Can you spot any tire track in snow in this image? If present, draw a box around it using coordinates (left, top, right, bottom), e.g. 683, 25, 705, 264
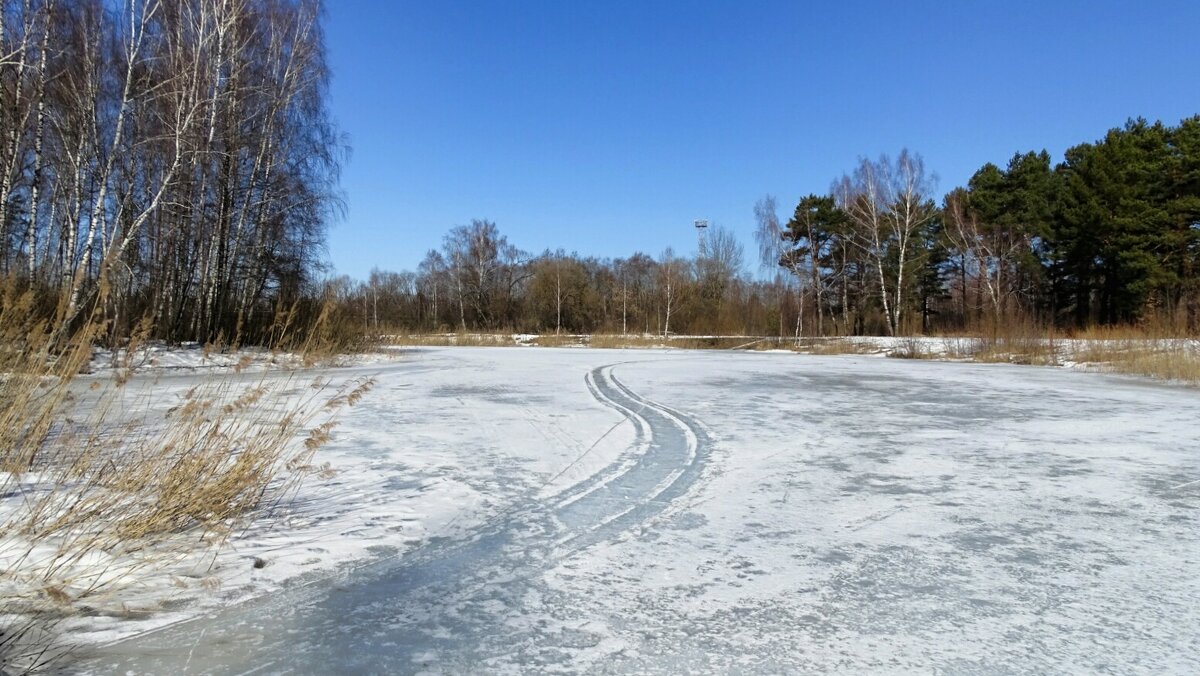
72, 363, 711, 674
550, 366, 707, 554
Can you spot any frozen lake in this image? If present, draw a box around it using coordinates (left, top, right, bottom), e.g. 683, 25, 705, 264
69, 348, 1200, 673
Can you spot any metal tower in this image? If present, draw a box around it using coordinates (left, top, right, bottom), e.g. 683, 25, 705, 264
694, 219, 708, 258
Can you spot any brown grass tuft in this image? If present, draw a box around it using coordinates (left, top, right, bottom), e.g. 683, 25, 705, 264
794, 338, 882, 356
0, 280, 376, 670
1065, 338, 1200, 384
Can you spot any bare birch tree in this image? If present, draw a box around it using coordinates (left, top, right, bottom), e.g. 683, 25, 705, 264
833, 150, 937, 335
0, 0, 344, 343
753, 195, 792, 337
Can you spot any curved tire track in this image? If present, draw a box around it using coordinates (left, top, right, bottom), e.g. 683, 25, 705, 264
72, 363, 711, 674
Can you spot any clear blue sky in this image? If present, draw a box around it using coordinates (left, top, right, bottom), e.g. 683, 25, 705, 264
323, 0, 1200, 279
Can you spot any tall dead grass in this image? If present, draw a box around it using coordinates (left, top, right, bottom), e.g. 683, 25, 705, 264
792, 338, 883, 355
0, 281, 373, 672
389, 332, 524, 348
571, 334, 780, 350
386, 325, 1200, 385
389, 332, 806, 351
963, 321, 1200, 383
974, 335, 1061, 367
1062, 333, 1200, 384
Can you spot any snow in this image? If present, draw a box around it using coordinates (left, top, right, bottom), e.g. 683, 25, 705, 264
800, 334, 1200, 364
5, 348, 637, 652
543, 355, 1200, 672
86, 341, 400, 374
6, 347, 1199, 672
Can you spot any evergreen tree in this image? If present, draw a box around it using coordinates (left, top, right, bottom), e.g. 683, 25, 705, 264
782, 194, 847, 335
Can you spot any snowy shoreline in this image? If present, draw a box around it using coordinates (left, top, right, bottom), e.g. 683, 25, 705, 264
6, 345, 1200, 672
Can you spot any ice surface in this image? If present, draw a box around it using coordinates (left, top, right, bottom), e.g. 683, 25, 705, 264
45, 348, 1200, 673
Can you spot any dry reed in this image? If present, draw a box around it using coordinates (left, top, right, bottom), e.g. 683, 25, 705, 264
0, 281, 374, 672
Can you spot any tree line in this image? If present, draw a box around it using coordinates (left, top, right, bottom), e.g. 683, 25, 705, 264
770, 117, 1200, 335
0, 0, 340, 345
3, 1, 1194, 345
333, 218, 768, 337
1028, 118, 1198, 327
329, 211, 903, 338
342, 116, 1200, 337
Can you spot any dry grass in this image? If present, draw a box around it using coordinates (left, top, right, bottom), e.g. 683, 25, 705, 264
388, 332, 784, 351
386, 327, 1200, 385
389, 332, 523, 348
946, 322, 1200, 383
528, 334, 587, 348
589, 334, 778, 350
0, 282, 374, 671
587, 334, 667, 349
887, 337, 937, 360
793, 338, 883, 356
938, 336, 984, 360
973, 337, 1061, 365
1064, 337, 1200, 384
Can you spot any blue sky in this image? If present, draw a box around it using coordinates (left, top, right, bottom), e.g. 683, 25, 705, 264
323, 0, 1200, 279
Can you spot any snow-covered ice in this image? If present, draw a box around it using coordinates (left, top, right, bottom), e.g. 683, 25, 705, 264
47, 347, 1200, 673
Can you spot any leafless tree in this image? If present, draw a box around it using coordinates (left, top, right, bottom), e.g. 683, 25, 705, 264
417, 249, 447, 330
695, 223, 744, 329
833, 149, 937, 335
658, 247, 685, 336
943, 188, 1029, 327
754, 194, 791, 337
1, 0, 343, 344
